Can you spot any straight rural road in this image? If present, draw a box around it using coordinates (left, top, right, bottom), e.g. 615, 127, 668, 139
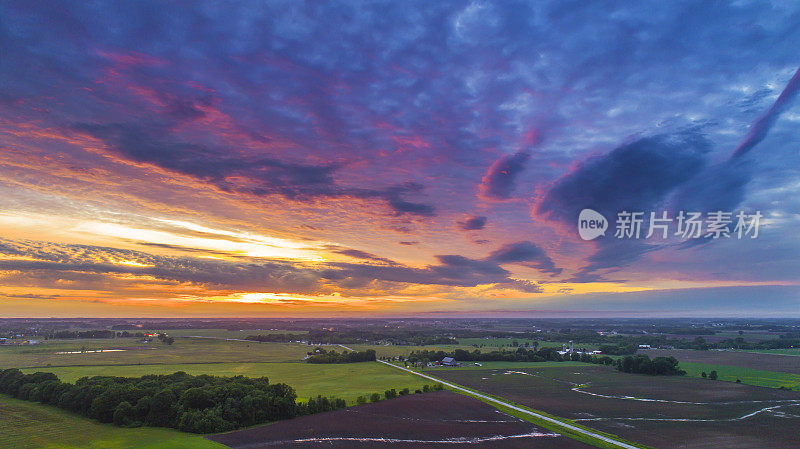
377, 360, 640, 449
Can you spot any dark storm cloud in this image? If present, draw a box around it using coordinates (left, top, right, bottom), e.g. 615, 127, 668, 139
488, 241, 562, 276
458, 215, 487, 231
537, 131, 711, 223
76, 123, 435, 216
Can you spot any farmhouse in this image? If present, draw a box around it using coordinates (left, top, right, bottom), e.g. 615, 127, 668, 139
441, 357, 459, 366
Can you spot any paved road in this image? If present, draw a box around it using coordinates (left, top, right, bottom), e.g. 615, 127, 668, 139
377, 360, 640, 449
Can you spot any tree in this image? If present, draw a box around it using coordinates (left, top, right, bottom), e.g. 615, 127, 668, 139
709, 370, 718, 380
113, 401, 138, 427
701, 371, 707, 378
369, 392, 381, 402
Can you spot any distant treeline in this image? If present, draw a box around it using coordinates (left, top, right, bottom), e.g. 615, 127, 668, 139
404, 348, 684, 376
50, 330, 117, 339
42, 330, 175, 341
405, 347, 615, 364
246, 331, 457, 346
306, 348, 376, 363
0, 370, 345, 433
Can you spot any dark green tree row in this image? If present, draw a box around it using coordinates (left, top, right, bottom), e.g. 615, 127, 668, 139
615, 355, 685, 375
0, 369, 343, 433
305, 348, 376, 363
404, 348, 684, 376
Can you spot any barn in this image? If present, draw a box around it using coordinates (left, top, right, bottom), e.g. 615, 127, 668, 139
441, 357, 459, 366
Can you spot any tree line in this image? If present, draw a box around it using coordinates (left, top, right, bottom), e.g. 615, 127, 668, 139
405, 347, 613, 364
0, 369, 340, 433
0, 368, 447, 433
305, 348, 376, 363
615, 355, 685, 375
404, 348, 684, 376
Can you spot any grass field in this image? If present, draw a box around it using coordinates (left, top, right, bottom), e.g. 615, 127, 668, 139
0, 338, 310, 368
0, 395, 225, 449
346, 340, 596, 360
455, 338, 598, 350
741, 348, 800, 356
681, 361, 800, 390
21, 361, 430, 404
640, 348, 800, 375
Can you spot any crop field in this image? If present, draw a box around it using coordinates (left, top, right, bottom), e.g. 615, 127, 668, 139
456, 338, 598, 350
209, 390, 595, 449
21, 361, 429, 404
0, 395, 224, 449
347, 340, 594, 359
640, 348, 800, 374
163, 329, 307, 338
681, 362, 800, 390
432, 364, 800, 449
345, 343, 467, 358
0, 337, 310, 368
742, 348, 800, 356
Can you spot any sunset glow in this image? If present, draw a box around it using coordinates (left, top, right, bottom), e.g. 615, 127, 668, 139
1, 2, 799, 317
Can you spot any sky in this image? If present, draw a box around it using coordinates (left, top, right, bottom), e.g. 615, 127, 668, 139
1, 1, 799, 317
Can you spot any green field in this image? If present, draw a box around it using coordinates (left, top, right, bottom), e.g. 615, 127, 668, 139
0, 338, 310, 368
740, 348, 800, 356
21, 361, 430, 403
454, 338, 598, 350
0, 395, 225, 449
681, 361, 800, 390
347, 340, 596, 360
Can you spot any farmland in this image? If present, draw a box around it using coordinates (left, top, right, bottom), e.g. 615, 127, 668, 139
20, 361, 430, 404
0, 394, 224, 449
432, 363, 800, 449
209, 390, 595, 449
680, 362, 800, 390
640, 348, 800, 375
0, 337, 310, 368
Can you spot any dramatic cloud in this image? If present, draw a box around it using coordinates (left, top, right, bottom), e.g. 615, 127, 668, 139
479, 151, 531, 200
488, 241, 562, 276
77, 123, 436, 216
731, 66, 800, 159
536, 131, 710, 223
1, 1, 799, 314
458, 215, 487, 231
